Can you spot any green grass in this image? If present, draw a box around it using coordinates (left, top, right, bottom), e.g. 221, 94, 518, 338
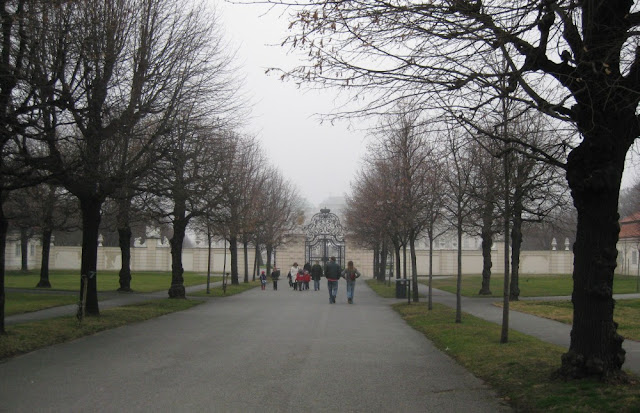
393, 302, 640, 412
189, 280, 261, 297
425, 274, 640, 297
5, 270, 219, 293
506, 299, 640, 342
0, 299, 203, 360
5, 292, 78, 316
365, 279, 398, 298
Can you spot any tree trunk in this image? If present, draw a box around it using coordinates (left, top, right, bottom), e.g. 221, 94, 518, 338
394, 243, 401, 280
479, 205, 494, 295
253, 243, 259, 281
558, 112, 631, 380
428, 232, 434, 310
117, 226, 132, 291
168, 215, 187, 298
0, 200, 8, 334
36, 228, 52, 288
117, 195, 133, 292
168, 199, 188, 298
456, 216, 463, 323
266, 244, 273, 275
373, 244, 379, 281
37, 185, 55, 288
380, 241, 388, 282
20, 226, 28, 272
230, 234, 239, 285
402, 243, 407, 280
509, 200, 523, 301
243, 240, 249, 283
79, 196, 102, 316
410, 236, 419, 302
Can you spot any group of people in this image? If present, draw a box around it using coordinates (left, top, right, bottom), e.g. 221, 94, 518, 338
286, 261, 324, 291
259, 257, 362, 303
259, 267, 281, 290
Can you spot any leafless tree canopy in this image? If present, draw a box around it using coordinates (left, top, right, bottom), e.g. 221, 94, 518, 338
259, 0, 638, 379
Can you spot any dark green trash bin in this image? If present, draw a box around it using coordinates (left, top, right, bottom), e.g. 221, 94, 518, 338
395, 279, 407, 299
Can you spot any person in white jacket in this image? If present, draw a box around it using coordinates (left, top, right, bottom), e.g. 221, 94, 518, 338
289, 262, 300, 290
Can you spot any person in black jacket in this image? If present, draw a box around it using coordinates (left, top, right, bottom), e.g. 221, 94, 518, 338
310, 261, 323, 291
324, 256, 341, 304
270, 267, 280, 290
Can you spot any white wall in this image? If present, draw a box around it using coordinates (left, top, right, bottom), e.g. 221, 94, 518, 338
6, 236, 577, 276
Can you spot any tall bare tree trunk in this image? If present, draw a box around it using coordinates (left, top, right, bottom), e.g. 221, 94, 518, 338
428, 232, 434, 310
479, 202, 494, 295
230, 234, 239, 285
117, 194, 133, 292
0, 199, 8, 334
36, 229, 53, 288
559, 112, 630, 379
79, 196, 102, 316
243, 240, 249, 283
379, 241, 388, 283
509, 199, 523, 301
266, 244, 273, 276
410, 235, 419, 302
168, 201, 187, 299
20, 227, 28, 272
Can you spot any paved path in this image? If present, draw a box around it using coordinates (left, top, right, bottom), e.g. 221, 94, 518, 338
0, 281, 509, 412
417, 283, 640, 376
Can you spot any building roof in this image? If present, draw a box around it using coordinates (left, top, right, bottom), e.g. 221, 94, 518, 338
620, 212, 640, 239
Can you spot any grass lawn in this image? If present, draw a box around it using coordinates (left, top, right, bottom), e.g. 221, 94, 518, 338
5, 270, 220, 292
506, 299, 640, 342
189, 280, 261, 297
393, 302, 640, 412
5, 292, 78, 316
0, 299, 203, 360
365, 279, 398, 298
425, 274, 640, 297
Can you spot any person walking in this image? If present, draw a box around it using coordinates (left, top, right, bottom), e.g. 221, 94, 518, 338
259, 270, 267, 290
303, 270, 311, 290
311, 261, 323, 291
290, 262, 300, 290
270, 267, 280, 290
324, 256, 342, 304
295, 269, 304, 292
342, 261, 361, 304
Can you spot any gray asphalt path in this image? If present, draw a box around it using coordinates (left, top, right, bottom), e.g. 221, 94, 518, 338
0, 281, 510, 412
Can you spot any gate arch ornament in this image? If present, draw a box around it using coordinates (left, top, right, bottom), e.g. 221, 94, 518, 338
304, 208, 346, 268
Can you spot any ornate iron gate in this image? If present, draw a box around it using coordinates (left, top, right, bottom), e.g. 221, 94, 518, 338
304, 208, 346, 268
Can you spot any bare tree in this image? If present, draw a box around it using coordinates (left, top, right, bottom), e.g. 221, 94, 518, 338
465, 139, 503, 296
264, 0, 637, 379
442, 132, 475, 323
373, 107, 444, 301
255, 167, 299, 275
0, 1, 49, 333
21, 0, 242, 314
5, 184, 79, 286
345, 162, 395, 283
217, 135, 265, 285
143, 115, 235, 298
